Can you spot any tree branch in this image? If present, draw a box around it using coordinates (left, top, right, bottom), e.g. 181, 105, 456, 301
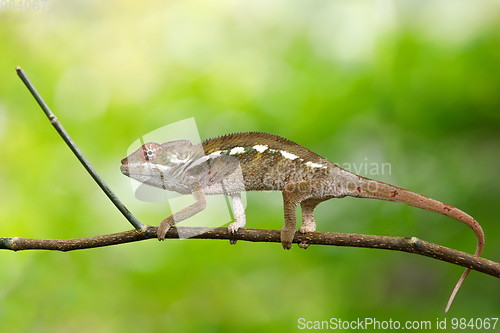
1, 226, 499, 279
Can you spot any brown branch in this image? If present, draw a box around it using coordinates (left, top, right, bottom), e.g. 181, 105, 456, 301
1, 226, 499, 279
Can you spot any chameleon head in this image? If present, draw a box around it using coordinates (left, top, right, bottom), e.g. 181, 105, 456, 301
120, 140, 204, 193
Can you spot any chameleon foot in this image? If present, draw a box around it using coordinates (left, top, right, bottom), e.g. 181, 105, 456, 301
158, 216, 174, 241
298, 242, 310, 249
297, 224, 314, 249
228, 218, 245, 245
228, 221, 244, 245
228, 218, 245, 234
281, 227, 295, 250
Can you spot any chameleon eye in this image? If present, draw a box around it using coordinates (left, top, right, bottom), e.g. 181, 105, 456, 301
140, 143, 161, 161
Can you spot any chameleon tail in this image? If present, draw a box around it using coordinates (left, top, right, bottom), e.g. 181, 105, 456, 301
348, 177, 484, 312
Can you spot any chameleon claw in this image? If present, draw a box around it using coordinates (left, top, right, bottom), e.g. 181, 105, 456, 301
228, 220, 245, 234
228, 224, 238, 234
230, 239, 237, 245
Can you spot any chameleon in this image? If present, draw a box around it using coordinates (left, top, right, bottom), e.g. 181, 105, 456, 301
120, 132, 484, 312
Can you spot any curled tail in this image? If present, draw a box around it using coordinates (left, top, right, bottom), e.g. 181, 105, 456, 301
347, 176, 484, 312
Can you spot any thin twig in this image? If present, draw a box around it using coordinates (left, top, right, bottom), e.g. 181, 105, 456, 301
0, 227, 499, 279
16, 66, 145, 231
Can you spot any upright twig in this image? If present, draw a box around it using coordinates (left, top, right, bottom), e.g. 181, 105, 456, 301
16, 66, 145, 231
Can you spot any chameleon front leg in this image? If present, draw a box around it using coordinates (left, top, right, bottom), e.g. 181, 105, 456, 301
228, 193, 246, 233
157, 179, 207, 241
227, 192, 246, 245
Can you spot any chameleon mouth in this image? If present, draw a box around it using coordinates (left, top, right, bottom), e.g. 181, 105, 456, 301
120, 158, 130, 176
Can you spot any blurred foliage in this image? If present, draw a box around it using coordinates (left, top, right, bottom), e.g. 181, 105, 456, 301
1, 0, 500, 332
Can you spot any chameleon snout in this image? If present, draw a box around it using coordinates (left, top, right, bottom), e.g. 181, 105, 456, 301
120, 158, 129, 176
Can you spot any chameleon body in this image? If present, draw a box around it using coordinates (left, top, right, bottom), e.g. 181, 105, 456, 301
120, 132, 484, 312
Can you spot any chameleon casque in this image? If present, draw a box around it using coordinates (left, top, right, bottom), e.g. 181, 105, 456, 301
120, 132, 484, 312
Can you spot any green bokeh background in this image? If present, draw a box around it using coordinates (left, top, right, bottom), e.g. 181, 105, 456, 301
1, 1, 500, 332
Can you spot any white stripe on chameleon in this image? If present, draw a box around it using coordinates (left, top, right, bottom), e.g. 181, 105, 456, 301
305, 161, 327, 169
229, 147, 245, 155
193, 156, 209, 164
280, 150, 299, 160
252, 144, 268, 153
208, 150, 223, 157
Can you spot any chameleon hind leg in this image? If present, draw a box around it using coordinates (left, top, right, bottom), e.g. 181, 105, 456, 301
281, 179, 330, 250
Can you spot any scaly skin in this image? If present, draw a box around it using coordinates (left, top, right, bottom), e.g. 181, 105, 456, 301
121, 132, 484, 312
